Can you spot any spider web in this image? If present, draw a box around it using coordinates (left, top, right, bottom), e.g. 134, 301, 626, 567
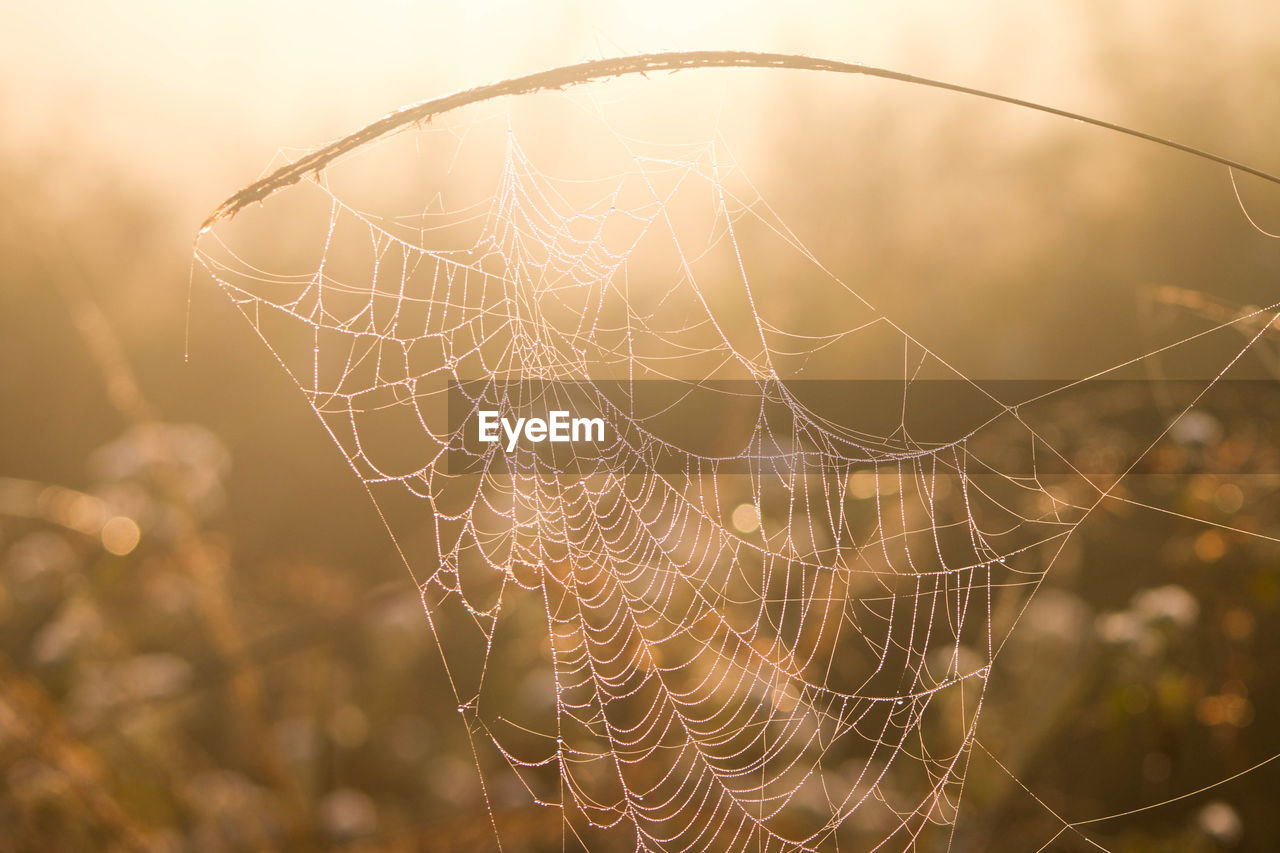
194, 66, 1278, 852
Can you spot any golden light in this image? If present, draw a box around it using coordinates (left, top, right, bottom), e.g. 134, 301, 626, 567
101, 516, 142, 556
731, 502, 760, 534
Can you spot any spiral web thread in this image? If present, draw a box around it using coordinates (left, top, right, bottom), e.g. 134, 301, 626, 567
195, 78, 1277, 851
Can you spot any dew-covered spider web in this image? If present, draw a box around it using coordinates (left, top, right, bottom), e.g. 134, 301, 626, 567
194, 55, 1280, 852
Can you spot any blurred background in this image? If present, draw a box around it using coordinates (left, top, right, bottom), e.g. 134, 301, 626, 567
2, 1, 1280, 850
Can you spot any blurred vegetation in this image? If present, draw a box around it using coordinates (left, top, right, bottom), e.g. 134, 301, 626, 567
3, 6, 1280, 851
